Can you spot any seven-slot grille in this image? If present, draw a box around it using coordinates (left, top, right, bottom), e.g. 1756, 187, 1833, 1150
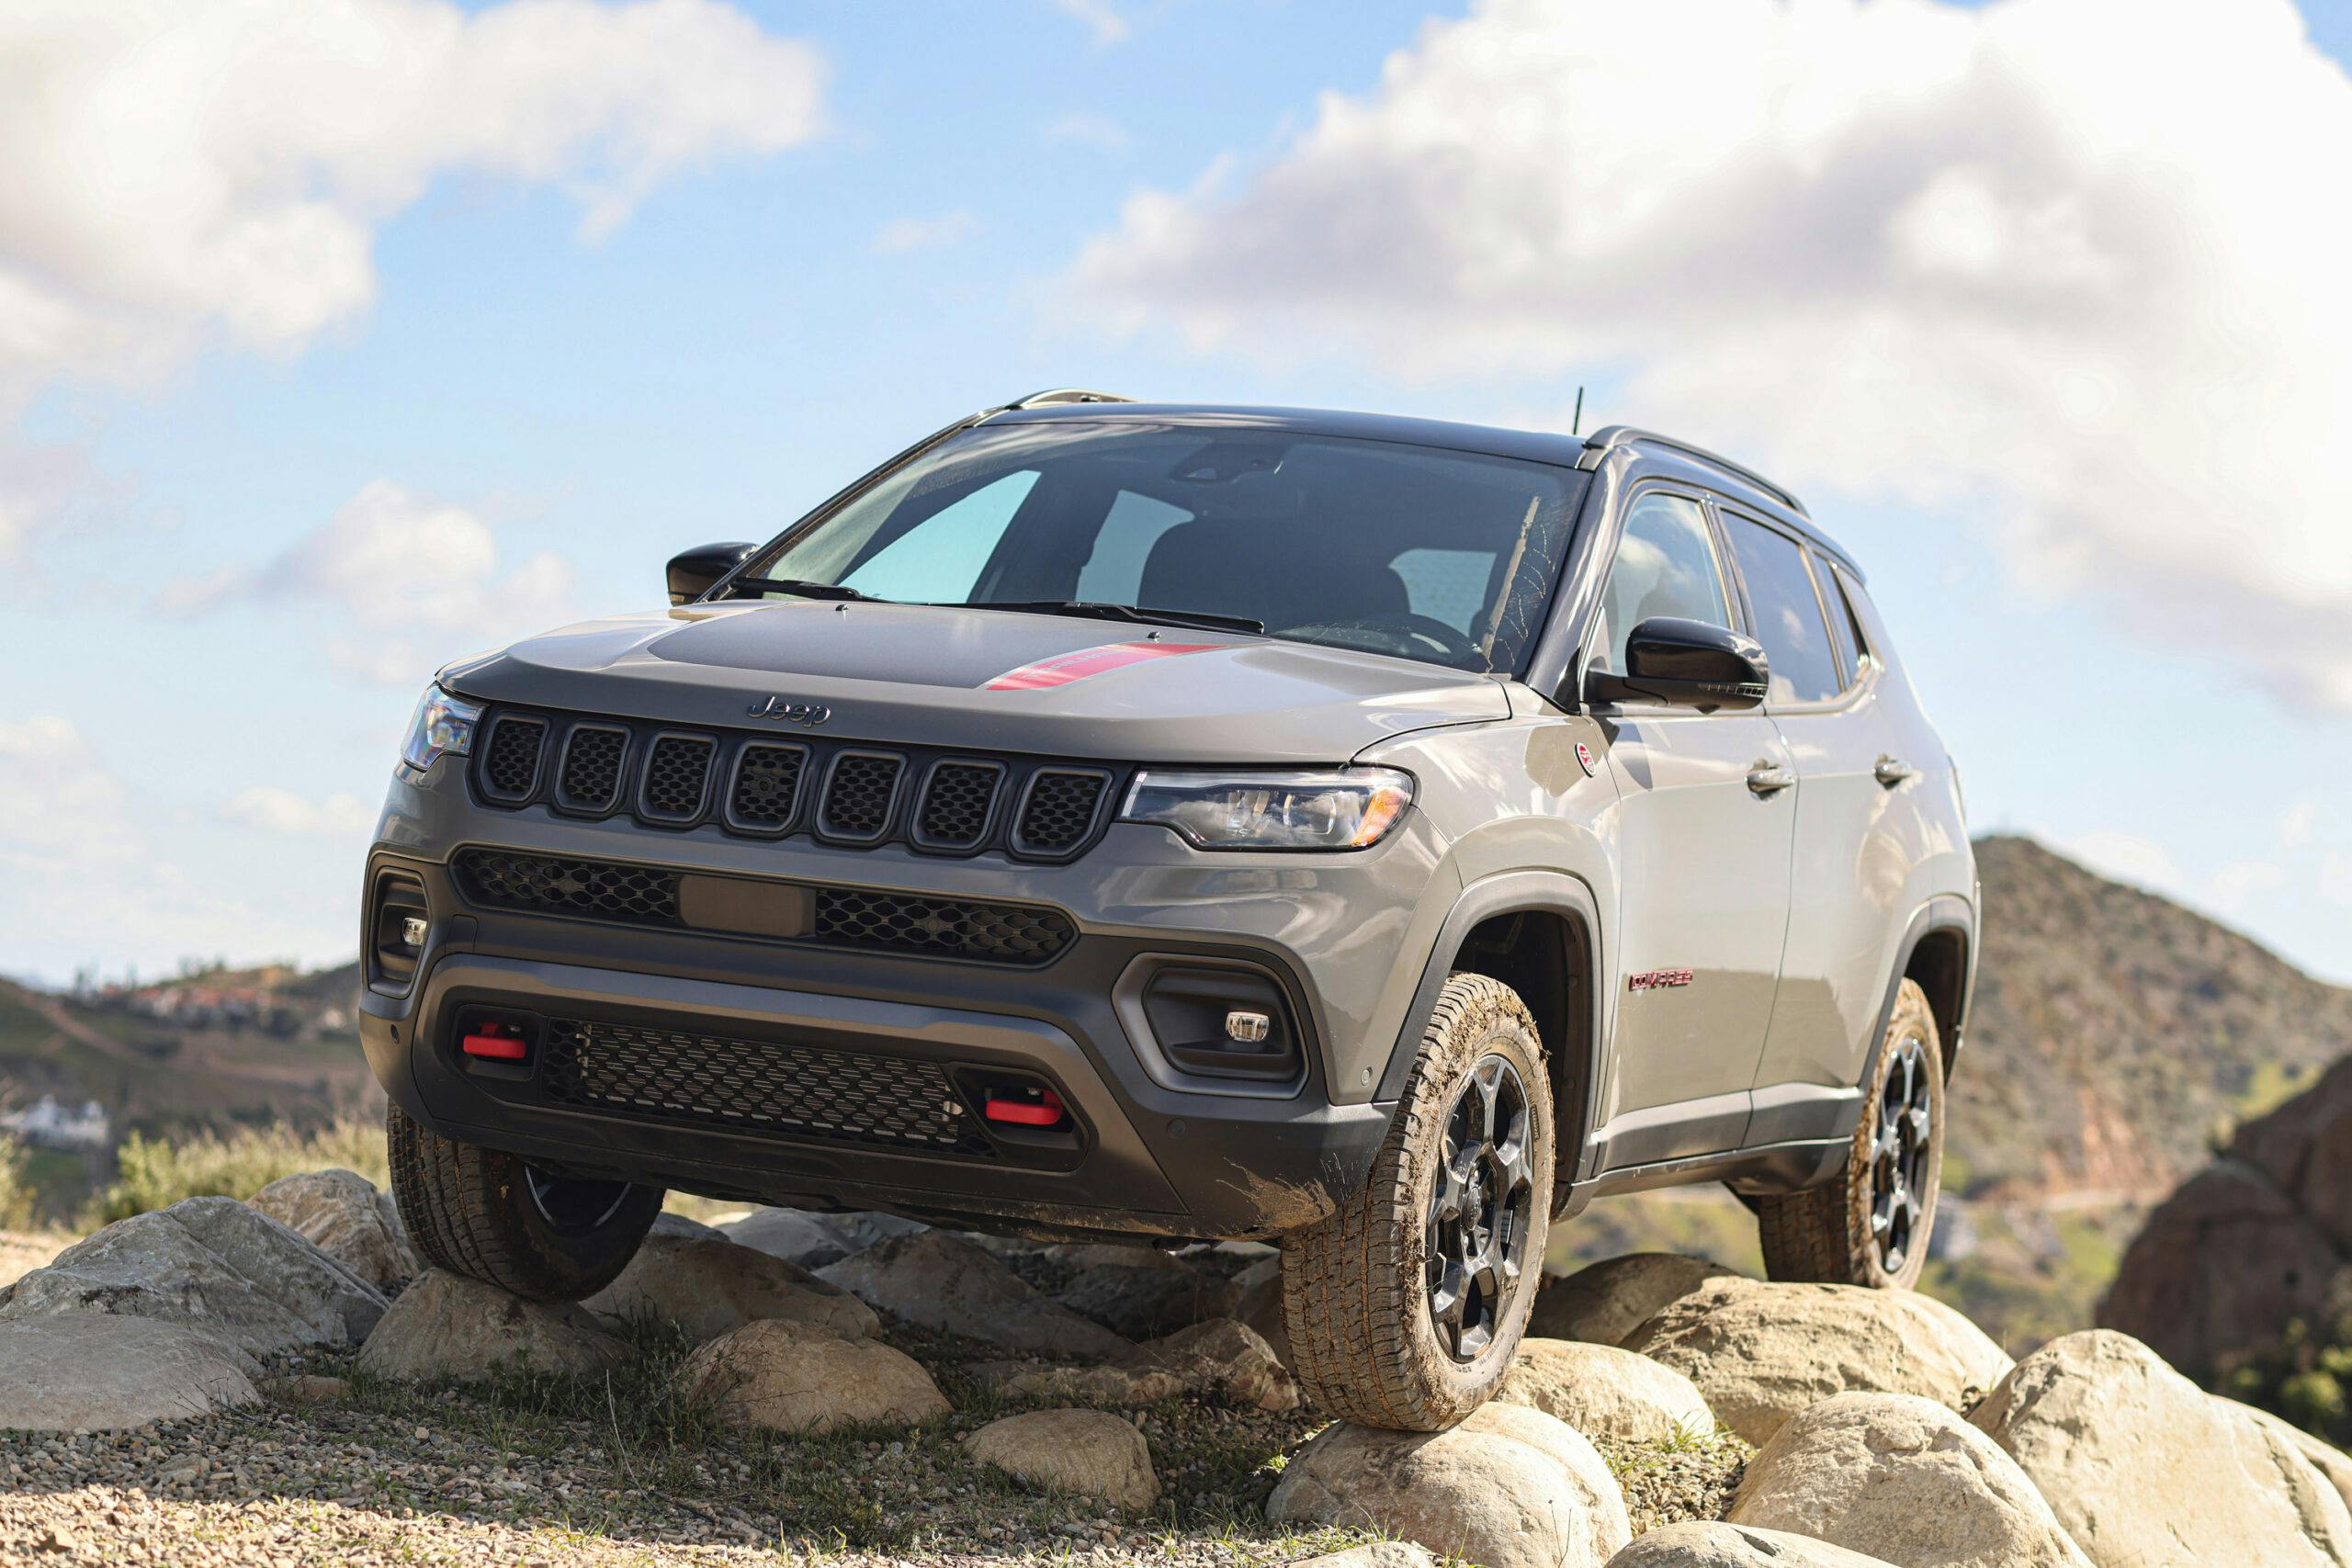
449, 848, 1075, 964
468, 706, 1120, 863
537, 1018, 995, 1156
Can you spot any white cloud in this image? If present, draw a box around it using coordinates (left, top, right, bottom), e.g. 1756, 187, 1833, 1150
1049, 0, 1129, 46
1044, 111, 1133, 152
2282, 799, 2319, 850
2207, 857, 2288, 916
1066, 0, 2352, 712
872, 210, 982, 256
0, 717, 139, 870
0, 0, 826, 564
160, 479, 577, 684
220, 786, 379, 840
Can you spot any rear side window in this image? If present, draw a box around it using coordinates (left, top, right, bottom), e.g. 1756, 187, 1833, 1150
1723, 514, 1842, 705
1589, 492, 1731, 677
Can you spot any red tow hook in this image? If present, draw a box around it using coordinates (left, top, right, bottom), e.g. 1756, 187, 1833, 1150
983, 1089, 1065, 1127
461, 1024, 528, 1062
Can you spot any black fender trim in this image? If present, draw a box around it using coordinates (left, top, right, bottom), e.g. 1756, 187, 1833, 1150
1374, 869, 1607, 1209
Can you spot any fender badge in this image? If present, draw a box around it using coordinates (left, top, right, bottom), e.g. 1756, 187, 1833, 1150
1628, 968, 1694, 992
1575, 741, 1599, 776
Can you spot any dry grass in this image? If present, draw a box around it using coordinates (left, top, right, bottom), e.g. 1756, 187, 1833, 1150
83, 1113, 388, 1227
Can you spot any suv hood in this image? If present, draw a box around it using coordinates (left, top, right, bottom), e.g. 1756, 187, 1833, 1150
440, 602, 1510, 764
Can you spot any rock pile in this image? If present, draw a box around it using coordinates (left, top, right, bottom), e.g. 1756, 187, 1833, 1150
6, 1173, 2350, 1568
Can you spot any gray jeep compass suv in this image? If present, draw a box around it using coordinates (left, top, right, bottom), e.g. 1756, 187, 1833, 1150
362, 390, 1976, 1430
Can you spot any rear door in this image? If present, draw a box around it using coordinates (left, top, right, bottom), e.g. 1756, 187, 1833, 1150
1583, 488, 1796, 1170
1713, 508, 1912, 1145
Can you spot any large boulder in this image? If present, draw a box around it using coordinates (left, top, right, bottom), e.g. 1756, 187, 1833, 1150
1130, 1318, 1298, 1411
1532, 1255, 1737, 1346
1728, 1392, 2091, 1567
1231, 1255, 1289, 1366
1269, 1402, 1632, 1568
817, 1231, 1129, 1359
962, 1408, 1159, 1510
1495, 1337, 1714, 1444
582, 1232, 877, 1342
1970, 1329, 2352, 1567
1605, 1522, 1898, 1566
1287, 1547, 1436, 1568
2245, 1405, 2352, 1519
1625, 1277, 2012, 1445
1054, 1258, 1241, 1340
0, 1316, 257, 1433
0, 1197, 385, 1359
2100, 1159, 2350, 1383
356, 1269, 626, 1382
244, 1169, 420, 1293
679, 1318, 950, 1434
717, 1208, 859, 1269
964, 1359, 1187, 1407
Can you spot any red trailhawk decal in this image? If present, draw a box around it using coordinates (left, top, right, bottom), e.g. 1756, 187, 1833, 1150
1627, 968, 1695, 992
984, 640, 1222, 691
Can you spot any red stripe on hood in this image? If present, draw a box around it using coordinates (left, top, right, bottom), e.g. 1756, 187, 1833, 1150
984, 640, 1223, 691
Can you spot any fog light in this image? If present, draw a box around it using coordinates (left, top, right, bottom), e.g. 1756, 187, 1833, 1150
1225, 1010, 1271, 1043
400, 916, 429, 949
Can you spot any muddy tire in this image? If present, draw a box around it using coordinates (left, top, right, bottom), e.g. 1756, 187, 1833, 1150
1756, 977, 1945, 1289
387, 1103, 662, 1303
1283, 972, 1554, 1430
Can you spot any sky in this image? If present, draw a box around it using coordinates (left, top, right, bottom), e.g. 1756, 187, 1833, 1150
3, 0, 2350, 987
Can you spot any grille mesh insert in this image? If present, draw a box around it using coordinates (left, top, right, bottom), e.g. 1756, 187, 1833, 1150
640, 735, 715, 821
814, 886, 1072, 963
1017, 771, 1107, 852
455, 850, 680, 926
538, 1018, 992, 1156
729, 744, 806, 830
451, 849, 1073, 964
557, 726, 628, 810
916, 762, 1000, 849
481, 718, 546, 801
820, 754, 902, 839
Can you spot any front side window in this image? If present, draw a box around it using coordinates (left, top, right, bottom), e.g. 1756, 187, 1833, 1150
740, 422, 1586, 673
1723, 513, 1842, 705
1587, 492, 1732, 678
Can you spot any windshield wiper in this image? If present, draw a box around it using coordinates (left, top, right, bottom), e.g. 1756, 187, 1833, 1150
956, 600, 1265, 636
730, 577, 890, 604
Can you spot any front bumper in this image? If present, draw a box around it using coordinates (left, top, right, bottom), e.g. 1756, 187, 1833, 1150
359, 758, 1447, 1240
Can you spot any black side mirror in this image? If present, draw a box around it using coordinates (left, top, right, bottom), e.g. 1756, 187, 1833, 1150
667, 542, 756, 606
1586, 616, 1769, 711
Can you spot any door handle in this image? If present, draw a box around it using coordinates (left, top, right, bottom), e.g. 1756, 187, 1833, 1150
1873, 755, 1918, 788
1747, 762, 1795, 796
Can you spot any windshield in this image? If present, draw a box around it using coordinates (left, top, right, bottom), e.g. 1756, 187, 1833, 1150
729, 421, 1585, 674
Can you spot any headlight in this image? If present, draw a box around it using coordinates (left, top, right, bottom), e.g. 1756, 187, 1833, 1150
399, 684, 481, 773
1120, 767, 1415, 851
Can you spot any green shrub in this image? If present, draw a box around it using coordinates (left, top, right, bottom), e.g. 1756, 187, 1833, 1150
0, 1134, 36, 1231
84, 1114, 388, 1227
2224, 1313, 2352, 1447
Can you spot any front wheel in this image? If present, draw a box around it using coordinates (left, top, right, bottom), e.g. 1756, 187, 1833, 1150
1755, 976, 1945, 1289
387, 1103, 662, 1303
1283, 973, 1555, 1430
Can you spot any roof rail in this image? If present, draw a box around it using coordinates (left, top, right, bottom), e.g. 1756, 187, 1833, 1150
1005, 388, 1136, 409
1573, 424, 1806, 516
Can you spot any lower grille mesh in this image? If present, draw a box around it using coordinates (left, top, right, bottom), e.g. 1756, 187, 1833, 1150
450, 849, 1074, 964
538, 1018, 992, 1156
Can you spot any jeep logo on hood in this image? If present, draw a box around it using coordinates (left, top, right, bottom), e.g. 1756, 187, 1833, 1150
748, 696, 831, 726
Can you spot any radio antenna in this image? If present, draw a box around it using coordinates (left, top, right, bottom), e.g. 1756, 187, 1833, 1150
1571, 386, 1585, 435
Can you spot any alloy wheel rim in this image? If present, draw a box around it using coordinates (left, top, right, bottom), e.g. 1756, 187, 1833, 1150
1425, 1054, 1536, 1363
525, 1166, 632, 1235
1869, 1033, 1934, 1274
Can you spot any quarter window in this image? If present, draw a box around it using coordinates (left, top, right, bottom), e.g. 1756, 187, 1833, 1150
1723, 514, 1842, 705
1589, 493, 1731, 677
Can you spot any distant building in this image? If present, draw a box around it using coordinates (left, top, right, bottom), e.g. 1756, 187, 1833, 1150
1, 1095, 112, 1151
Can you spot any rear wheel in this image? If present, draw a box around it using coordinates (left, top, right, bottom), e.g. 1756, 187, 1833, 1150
1756, 977, 1944, 1289
387, 1103, 662, 1303
1283, 973, 1554, 1430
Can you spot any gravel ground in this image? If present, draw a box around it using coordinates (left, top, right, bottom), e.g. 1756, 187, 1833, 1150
0, 1315, 1372, 1567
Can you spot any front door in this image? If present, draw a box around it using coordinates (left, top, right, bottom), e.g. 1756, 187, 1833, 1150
1582, 489, 1796, 1170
